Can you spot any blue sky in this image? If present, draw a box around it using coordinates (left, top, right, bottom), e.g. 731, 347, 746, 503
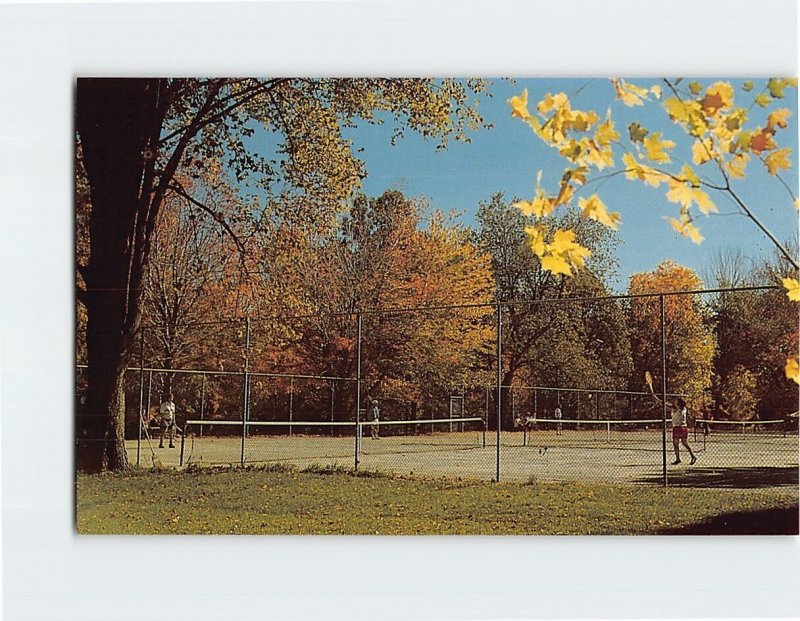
342, 78, 798, 290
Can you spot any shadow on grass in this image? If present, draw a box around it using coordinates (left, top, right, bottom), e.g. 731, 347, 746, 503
655, 505, 799, 535
634, 466, 799, 489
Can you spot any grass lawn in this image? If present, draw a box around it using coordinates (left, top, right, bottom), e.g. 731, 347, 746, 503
76, 465, 799, 535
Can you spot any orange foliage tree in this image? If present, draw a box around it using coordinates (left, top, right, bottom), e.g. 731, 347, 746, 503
627, 261, 715, 408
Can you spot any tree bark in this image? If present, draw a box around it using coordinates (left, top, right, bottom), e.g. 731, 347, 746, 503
76, 78, 164, 472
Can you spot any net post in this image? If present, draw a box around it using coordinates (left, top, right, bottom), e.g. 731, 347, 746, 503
606, 421, 610, 444
179, 422, 187, 466
660, 294, 668, 488
354, 312, 362, 471
495, 303, 503, 483
137, 328, 145, 467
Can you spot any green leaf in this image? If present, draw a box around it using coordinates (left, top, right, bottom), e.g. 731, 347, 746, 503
742, 80, 754, 92
688, 82, 703, 95
628, 122, 649, 144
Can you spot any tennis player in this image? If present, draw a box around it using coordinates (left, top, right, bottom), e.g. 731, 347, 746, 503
158, 393, 177, 448
369, 398, 380, 439
554, 404, 563, 435
669, 397, 696, 465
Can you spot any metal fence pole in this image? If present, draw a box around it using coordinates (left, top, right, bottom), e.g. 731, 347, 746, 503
330, 380, 335, 436
660, 295, 668, 488
355, 312, 362, 471
241, 317, 250, 467
199, 375, 206, 439
289, 378, 294, 437
136, 328, 145, 467
146, 370, 153, 435
495, 303, 503, 482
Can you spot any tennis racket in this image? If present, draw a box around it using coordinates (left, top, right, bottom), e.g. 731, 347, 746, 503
644, 371, 662, 404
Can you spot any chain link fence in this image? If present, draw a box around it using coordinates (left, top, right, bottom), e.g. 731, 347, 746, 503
76, 286, 799, 489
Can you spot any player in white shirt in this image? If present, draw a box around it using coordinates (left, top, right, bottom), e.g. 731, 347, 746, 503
158, 393, 177, 448
669, 397, 696, 465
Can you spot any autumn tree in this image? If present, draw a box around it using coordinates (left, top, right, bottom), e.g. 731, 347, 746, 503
76, 78, 489, 472
706, 247, 799, 420
476, 194, 631, 428
291, 190, 494, 420
627, 261, 715, 406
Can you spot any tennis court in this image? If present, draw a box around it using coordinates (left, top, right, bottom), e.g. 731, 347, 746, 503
127, 416, 799, 487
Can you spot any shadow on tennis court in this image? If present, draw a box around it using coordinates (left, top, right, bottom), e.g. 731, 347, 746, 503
634, 466, 799, 489
654, 505, 799, 535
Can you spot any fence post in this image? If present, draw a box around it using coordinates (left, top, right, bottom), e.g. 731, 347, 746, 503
660, 295, 668, 487
355, 312, 362, 471
289, 378, 294, 437
241, 316, 250, 467
330, 380, 335, 436
199, 375, 205, 439
137, 328, 145, 467
495, 303, 503, 482
146, 370, 153, 440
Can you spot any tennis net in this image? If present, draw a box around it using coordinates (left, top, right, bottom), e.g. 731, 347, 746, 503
178, 417, 487, 466
693, 418, 792, 443
507, 417, 666, 450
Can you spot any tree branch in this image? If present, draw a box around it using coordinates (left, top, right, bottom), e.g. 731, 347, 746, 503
167, 182, 247, 262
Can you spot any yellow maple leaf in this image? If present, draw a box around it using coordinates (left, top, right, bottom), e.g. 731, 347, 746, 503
540, 253, 572, 276
548, 229, 591, 269
562, 166, 589, 186
691, 187, 717, 215
764, 148, 792, 175
650, 85, 662, 99
515, 192, 554, 218
691, 139, 715, 165
668, 214, 704, 244
782, 277, 800, 301
538, 92, 569, 115
509, 89, 531, 119
767, 108, 791, 130
524, 224, 548, 257
594, 116, 619, 147
644, 132, 675, 163
579, 195, 621, 230
663, 98, 708, 136
786, 357, 800, 384
749, 130, 777, 153
700, 82, 734, 115
554, 182, 574, 206
567, 109, 600, 132
725, 153, 749, 179
622, 152, 665, 187
665, 179, 695, 208
680, 164, 701, 187
578, 140, 614, 170
611, 78, 649, 107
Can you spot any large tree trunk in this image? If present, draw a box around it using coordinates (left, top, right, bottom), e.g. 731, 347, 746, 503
76, 79, 163, 472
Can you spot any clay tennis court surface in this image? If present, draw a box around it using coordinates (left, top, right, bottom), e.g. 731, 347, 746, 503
128, 427, 799, 489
